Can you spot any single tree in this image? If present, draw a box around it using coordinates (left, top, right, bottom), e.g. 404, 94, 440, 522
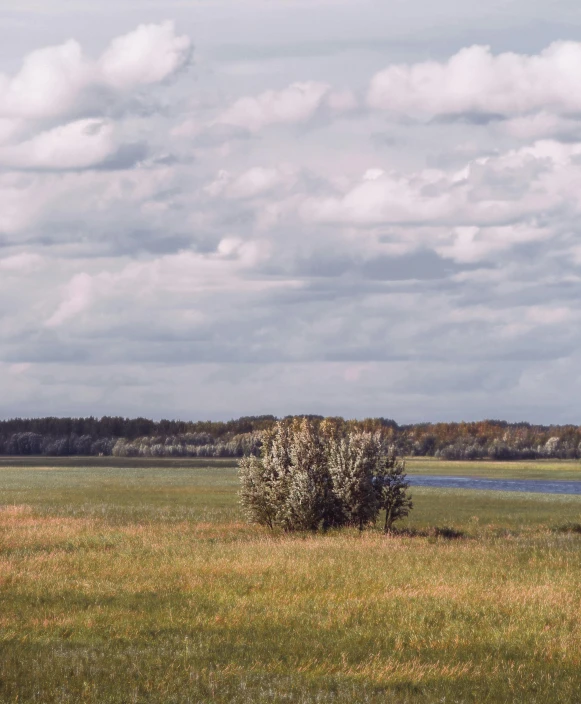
327, 431, 381, 530
239, 418, 332, 531
282, 418, 331, 531
238, 455, 277, 529
375, 450, 413, 533
238, 422, 293, 529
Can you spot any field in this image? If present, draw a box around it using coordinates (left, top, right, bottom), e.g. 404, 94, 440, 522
1, 460, 581, 703
407, 457, 581, 481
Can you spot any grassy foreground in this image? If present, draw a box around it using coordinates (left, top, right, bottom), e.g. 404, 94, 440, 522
1, 463, 581, 703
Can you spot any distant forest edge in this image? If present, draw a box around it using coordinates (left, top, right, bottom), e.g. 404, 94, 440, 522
1, 416, 581, 460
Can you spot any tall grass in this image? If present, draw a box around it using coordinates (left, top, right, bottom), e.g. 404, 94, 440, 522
1, 464, 581, 702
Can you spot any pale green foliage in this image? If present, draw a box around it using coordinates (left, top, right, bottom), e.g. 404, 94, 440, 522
375, 450, 413, 532
239, 419, 412, 532
282, 419, 331, 531
238, 455, 278, 529
327, 431, 381, 530
238, 419, 331, 531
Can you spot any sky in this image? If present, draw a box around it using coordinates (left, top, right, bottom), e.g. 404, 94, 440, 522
1, 0, 581, 424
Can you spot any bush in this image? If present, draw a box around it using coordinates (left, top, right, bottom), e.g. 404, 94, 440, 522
238, 419, 332, 532
327, 428, 381, 530
375, 451, 413, 533
238, 418, 412, 533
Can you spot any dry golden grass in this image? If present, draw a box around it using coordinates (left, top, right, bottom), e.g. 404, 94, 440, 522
1, 463, 581, 702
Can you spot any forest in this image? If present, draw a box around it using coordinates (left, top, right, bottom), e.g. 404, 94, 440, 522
0, 415, 580, 460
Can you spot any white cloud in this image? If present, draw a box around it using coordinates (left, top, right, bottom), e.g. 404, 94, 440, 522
436, 224, 551, 263
299, 138, 581, 236
496, 113, 581, 141
368, 42, 581, 119
0, 119, 117, 170
205, 165, 298, 199
0, 252, 44, 272
44, 243, 289, 328
0, 23, 190, 176
363, 168, 385, 181
228, 167, 286, 199
0, 118, 23, 145
326, 89, 358, 113
98, 20, 192, 89
0, 40, 89, 120
4, 7, 581, 422
300, 168, 453, 225
203, 169, 231, 197
0, 21, 191, 122
217, 81, 332, 132
0, 155, 179, 235
46, 272, 94, 327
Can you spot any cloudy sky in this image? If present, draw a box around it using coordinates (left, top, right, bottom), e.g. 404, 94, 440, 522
1, 0, 581, 423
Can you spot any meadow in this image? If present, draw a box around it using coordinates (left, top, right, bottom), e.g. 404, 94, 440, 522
1, 459, 581, 703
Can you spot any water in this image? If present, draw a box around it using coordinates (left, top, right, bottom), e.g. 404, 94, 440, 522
408, 475, 581, 495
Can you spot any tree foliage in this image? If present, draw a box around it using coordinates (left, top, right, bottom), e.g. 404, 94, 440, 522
238, 418, 412, 532
1, 415, 580, 460
375, 452, 413, 533
326, 426, 381, 530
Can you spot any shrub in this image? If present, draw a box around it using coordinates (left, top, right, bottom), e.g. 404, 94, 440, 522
327, 429, 381, 530
238, 418, 412, 532
374, 451, 413, 533
238, 455, 278, 529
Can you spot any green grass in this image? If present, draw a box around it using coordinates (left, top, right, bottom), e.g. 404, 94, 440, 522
1, 462, 581, 703
408, 457, 581, 480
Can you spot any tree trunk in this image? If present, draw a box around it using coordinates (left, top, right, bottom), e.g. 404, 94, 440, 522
384, 505, 393, 533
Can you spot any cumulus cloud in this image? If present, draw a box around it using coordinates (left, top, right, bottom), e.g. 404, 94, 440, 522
4, 8, 581, 422
0, 119, 118, 170
300, 168, 454, 225
0, 21, 191, 122
435, 224, 552, 263
0, 153, 180, 237
299, 138, 581, 237
216, 82, 355, 132
205, 165, 298, 199
99, 21, 192, 89
44, 241, 288, 328
368, 42, 581, 120
0, 40, 90, 121
229, 166, 295, 199
0, 22, 191, 179
495, 113, 581, 141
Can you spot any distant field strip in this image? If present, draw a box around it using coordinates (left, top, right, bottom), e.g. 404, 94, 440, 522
409, 474, 581, 494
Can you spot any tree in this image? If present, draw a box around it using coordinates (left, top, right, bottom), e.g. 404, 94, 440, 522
327, 430, 380, 530
238, 455, 278, 529
270, 418, 332, 532
239, 418, 333, 531
375, 450, 413, 533
239, 418, 413, 533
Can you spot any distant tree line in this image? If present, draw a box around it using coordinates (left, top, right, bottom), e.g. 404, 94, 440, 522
0, 415, 580, 460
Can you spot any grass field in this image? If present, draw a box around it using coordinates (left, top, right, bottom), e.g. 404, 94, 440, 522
407, 457, 581, 481
1, 461, 581, 703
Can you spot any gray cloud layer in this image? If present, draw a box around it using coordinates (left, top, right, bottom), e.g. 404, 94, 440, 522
1, 2, 581, 422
